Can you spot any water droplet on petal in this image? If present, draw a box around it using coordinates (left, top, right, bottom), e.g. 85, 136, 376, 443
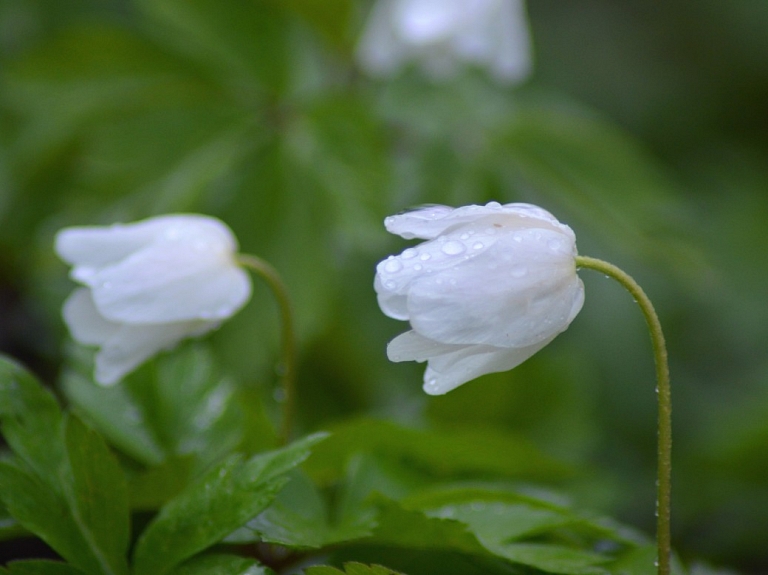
486, 201, 501, 208
460, 233, 470, 240
384, 258, 403, 273
414, 264, 423, 271
511, 265, 527, 278
441, 240, 466, 255
548, 239, 562, 252
401, 248, 417, 259
384, 280, 397, 289
420, 253, 431, 261
472, 242, 484, 250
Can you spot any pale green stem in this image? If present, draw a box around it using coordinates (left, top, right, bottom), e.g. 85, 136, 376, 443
575, 255, 671, 575
237, 254, 297, 445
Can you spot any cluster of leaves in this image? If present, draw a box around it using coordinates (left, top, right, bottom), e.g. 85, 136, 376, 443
0, 348, 678, 575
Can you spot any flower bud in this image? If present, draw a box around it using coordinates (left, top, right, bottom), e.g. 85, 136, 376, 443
356, 0, 533, 83
375, 201, 584, 394
56, 214, 251, 385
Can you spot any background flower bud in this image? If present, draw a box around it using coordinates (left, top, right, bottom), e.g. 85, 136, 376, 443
356, 0, 533, 83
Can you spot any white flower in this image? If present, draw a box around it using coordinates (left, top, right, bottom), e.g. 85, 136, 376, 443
56, 214, 251, 385
356, 0, 532, 83
375, 202, 584, 395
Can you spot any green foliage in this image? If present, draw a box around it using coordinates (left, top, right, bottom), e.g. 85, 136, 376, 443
0, 357, 326, 575
132, 433, 327, 575
305, 418, 571, 483
62, 343, 276, 469
169, 554, 274, 575
0, 358, 130, 575
2, 562, 88, 575
305, 564, 405, 575
1, 0, 767, 573
228, 469, 374, 548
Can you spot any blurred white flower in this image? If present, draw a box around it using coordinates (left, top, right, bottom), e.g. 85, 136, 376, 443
56, 214, 251, 385
375, 202, 584, 395
356, 0, 532, 83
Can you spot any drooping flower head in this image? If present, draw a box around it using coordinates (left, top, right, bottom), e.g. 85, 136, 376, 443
56, 214, 251, 385
356, 0, 533, 83
375, 202, 584, 394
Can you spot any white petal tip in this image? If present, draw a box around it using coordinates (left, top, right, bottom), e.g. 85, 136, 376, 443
422, 374, 460, 396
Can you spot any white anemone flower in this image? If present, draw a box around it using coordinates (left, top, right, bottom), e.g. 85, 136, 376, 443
356, 0, 533, 83
56, 214, 252, 385
375, 202, 584, 395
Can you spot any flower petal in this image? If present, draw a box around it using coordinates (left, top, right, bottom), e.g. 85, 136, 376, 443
356, 0, 407, 76
62, 287, 219, 385
407, 227, 584, 347
94, 319, 218, 385
84, 240, 251, 324
387, 329, 464, 362
62, 288, 121, 345
422, 336, 556, 395
384, 202, 570, 240
489, 0, 533, 83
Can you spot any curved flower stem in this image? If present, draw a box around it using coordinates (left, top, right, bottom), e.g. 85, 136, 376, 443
575, 255, 671, 575
237, 254, 297, 445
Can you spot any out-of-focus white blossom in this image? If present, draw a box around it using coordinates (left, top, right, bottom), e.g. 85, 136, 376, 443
356, 0, 532, 83
56, 214, 251, 385
375, 202, 583, 395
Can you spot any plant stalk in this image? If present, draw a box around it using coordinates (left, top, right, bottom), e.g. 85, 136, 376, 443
238, 254, 297, 445
576, 255, 671, 575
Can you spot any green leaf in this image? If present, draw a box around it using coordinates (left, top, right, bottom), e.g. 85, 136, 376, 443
403, 485, 645, 546
136, 0, 288, 93
0, 420, 131, 575
0, 357, 65, 485
132, 433, 328, 575
369, 498, 485, 554
6, 26, 206, 168
168, 554, 274, 575
357, 492, 626, 574
288, 96, 391, 248
62, 370, 165, 466
278, 0, 353, 47
0, 499, 28, 541
488, 543, 610, 575
5, 561, 87, 575
61, 416, 130, 575
305, 418, 570, 483
0, 461, 92, 573
0, 359, 131, 575
500, 101, 701, 275
424, 501, 572, 543
63, 344, 276, 469
609, 545, 687, 575
128, 457, 195, 510
230, 469, 373, 548
305, 564, 406, 575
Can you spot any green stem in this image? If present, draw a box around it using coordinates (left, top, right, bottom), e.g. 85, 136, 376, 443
575, 255, 671, 575
237, 254, 297, 445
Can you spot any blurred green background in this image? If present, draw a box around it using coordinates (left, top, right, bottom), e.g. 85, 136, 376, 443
0, 0, 766, 572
